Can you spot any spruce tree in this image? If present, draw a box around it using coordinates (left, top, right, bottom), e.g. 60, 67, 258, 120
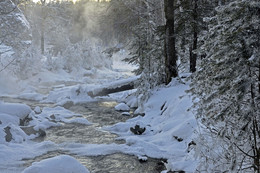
190, 0, 260, 172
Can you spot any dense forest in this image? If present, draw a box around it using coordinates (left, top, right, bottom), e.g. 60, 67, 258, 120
0, 0, 260, 172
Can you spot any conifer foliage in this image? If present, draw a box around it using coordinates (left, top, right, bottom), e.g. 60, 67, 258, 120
190, 1, 260, 172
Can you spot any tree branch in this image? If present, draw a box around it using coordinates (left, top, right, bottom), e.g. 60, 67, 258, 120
0, 57, 16, 73
0, 6, 17, 15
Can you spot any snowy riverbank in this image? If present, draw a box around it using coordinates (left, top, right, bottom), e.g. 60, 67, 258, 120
108, 78, 198, 172
0, 65, 198, 172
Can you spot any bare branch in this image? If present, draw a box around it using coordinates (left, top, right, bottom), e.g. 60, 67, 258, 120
0, 57, 16, 73
0, 49, 12, 55
0, 6, 17, 15
233, 142, 255, 159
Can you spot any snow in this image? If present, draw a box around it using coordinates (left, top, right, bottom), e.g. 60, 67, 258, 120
89, 75, 139, 96
115, 103, 130, 111
0, 44, 14, 57
0, 141, 59, 172
0, 45, 198, 173
34, 106, 41, 114
18, 92, 45, 101
29, 106, 90, 131
0, 102, 31, 143
0, 102, 31, 120
121, 112, 131, 116
22, 155, 89, 173
106, 78, 198, 172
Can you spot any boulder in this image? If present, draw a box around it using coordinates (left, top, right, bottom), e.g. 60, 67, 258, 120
115, 103, 130, 111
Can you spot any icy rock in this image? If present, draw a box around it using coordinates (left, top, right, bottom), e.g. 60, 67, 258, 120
130, 125, 146, 135
138, 156, 148, 163
22, 155, 90, 173
115, 103, 130, 111
20, 114, 33, 126
62, 101, 74, 109
21, 126, 46, 137
4, 126, 12, 142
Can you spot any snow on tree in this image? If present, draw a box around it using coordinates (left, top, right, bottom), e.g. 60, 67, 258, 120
0, 0, 35, 78
121, 0, 165, 112
190, 0, 260, 172
0, 0, 31, 52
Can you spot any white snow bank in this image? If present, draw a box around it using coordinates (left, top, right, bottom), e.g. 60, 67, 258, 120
22, 155, 89, 173
115, 103, 130, 111
0, 141, 59, 172
105, 78, 198, 172
43, 84, 93, 105
29, 106, 90, 131
62, 143, 151, 160
0, 102, 31, 119
0, 113, 20, 126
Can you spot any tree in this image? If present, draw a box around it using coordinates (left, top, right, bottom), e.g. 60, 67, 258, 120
0, 0, 32, 76
190, 0, 198, 73
40, 0, 46, 54
190, 0, 260, 172
164, 0, 178, 84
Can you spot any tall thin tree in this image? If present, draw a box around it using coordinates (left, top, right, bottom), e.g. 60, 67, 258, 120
164, 0, 178, 84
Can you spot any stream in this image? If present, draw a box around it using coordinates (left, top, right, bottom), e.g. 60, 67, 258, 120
0, 84, 166, 173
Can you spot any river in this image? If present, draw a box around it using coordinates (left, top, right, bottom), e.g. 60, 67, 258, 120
0, 84, 166, 173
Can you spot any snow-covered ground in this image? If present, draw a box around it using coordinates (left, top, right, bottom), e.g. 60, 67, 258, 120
0, 50, 198, 172
107, 78, 198, 172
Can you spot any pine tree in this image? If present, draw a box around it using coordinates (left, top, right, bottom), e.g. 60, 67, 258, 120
122, 0, 165, 112
190, 0, 260, 172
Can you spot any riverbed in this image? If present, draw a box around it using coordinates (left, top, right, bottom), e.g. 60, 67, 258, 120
0, 95, 166, 173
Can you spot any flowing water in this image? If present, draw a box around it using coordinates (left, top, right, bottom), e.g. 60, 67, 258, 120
0, 83, 166, 173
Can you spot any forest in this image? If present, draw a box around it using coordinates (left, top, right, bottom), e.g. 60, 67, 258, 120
0, 0, 260, 172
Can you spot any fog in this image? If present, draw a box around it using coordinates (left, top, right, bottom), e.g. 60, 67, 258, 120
1, 1, 110, 77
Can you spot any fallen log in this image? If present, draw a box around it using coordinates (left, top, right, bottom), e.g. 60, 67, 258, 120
87, 76, 139, 97
88, 83, 134, 97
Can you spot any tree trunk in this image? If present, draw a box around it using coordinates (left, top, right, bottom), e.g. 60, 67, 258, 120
190, 0, 198, 73
41, 24, 44, 55
164, 0, 178, 84
40, 0, 45, 55
259, 56, 260, 94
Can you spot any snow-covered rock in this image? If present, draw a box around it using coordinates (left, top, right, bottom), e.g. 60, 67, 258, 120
124, 95, 138, 108
0, 102, 32, 143
115, 103, 130, 111
34, 106, 41, 114
0, 102, 31, 120
22, 155, 89, 173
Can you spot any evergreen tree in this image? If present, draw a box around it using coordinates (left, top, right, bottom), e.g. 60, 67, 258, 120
190, 0, 260, 172
122, 0, 165, 112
